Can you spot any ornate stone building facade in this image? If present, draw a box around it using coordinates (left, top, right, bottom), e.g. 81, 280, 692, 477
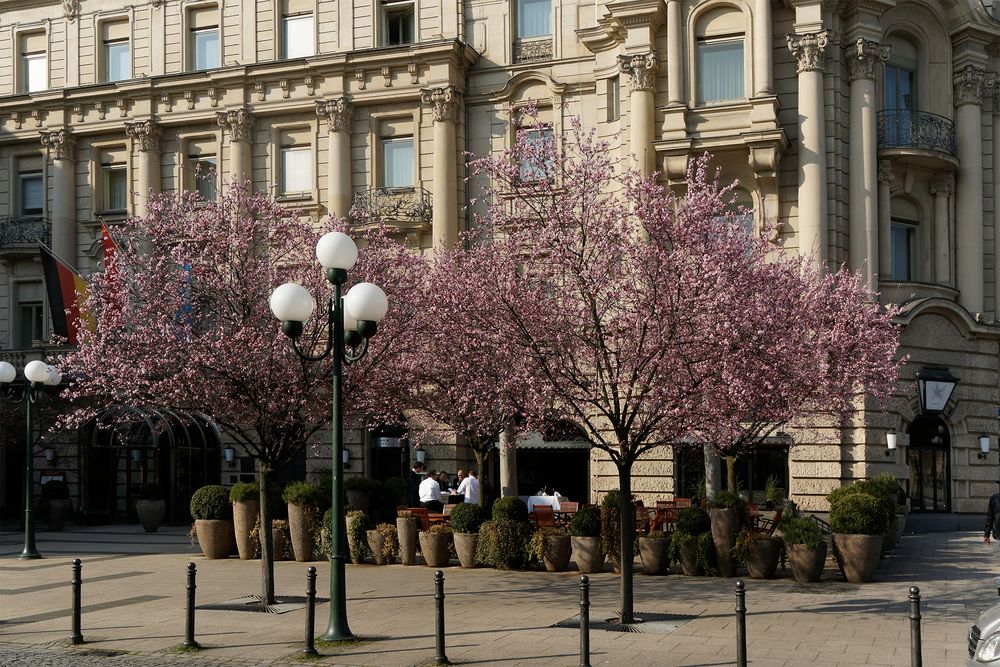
2, 0, 1000, 522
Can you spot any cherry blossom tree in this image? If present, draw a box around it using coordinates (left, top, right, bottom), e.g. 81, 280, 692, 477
58, 183, 417, 604
467, 110, 902, 623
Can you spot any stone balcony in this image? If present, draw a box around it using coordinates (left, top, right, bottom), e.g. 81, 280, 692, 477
349, 187, 432, 236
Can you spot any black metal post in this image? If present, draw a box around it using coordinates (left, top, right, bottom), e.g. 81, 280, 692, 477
735, 580, 747, 667
434, 570, 448, 665
184, 562, 199, 648
70, 559, 83, 645
20, 390, 40, 559
909, 586, 922, 667
579, 575, 591, 667
303, 566, 318, 656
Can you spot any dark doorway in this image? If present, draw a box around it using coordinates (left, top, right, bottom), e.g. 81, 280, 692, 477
370, 424, 408, 483
720, 445, 790, 504
907, 415, 950, 512
515, 447, 589, 503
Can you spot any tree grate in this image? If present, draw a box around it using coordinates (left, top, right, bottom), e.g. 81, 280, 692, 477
196, 594, 327, 614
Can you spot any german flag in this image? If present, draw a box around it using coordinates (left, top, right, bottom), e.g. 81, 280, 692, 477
38, 243, 93, 345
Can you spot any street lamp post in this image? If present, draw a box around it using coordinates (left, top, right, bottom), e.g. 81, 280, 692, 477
269, 231, 388, 642
0, 359, 63, 560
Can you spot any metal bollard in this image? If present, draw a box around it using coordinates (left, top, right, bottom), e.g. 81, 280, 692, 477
735, 580, 747, 667
184, 562, 199, 648
70, 559, 83, 645
303, 566, 318, 656
434, 570, 448, 665
910, 586, 922, 667
579, 575, 591, 667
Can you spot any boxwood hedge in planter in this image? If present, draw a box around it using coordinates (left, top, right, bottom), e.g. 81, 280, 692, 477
492, 497, 529, 522
476, 519, 532, 569
450, 503, 486, 534
570, 506, 601, 537
830, 491, 888, 583
191, 485, 232, 520
190, 485, 233, 559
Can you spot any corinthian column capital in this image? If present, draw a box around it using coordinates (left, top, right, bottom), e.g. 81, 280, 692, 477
125, 120, 162, 153
316, 98, 353, 132
878, 159, 895, 187
217, 107, 255, 142
617, 52, 659, 92
787, 30, 829, 74
954, 65, 986, 107
40, 129, 76, 160
845, 38, 890, 82
421, 86, 461, 123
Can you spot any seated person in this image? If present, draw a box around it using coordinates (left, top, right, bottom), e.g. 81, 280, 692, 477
438, 471, 451, 494
419, 470, 444, 513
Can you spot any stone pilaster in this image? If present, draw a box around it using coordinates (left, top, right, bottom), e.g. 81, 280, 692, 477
877, 159, 894, 280
217, 107, 254, 183
40, 129, 77, 262
618, 53, 658, 175
124, 120, 161, 217
421, 87, 461, 251
954, 65, 986, 312
316, 98, 353, 221
930, 175, 952, 286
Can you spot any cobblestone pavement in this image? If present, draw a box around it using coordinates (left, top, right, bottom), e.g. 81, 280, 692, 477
0, 525, 996, 666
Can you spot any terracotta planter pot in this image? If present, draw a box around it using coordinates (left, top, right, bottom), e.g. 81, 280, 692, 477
287, 503, 315, 562
571, 536, 605, 574
47, 498, 72, 531
272, 527, 286, 561
454, 532, 478, 568
710, 508, 742, 577
786, 542, 827, 582
232, 500, 259, 560
346, 489, 370, 513
419, 532, 452, 567
834, 533, 883, 583
195, 519, 234, 559
367, 529, 391, 565
639, 536, 670, 576
678, 540, 704, 576
542, 535, 572, 572
135, 499, 166, 532
745, 537, 782, 579
397, 517, 418, 566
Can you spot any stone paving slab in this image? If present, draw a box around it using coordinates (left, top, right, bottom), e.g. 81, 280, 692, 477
0, 525, 994, 665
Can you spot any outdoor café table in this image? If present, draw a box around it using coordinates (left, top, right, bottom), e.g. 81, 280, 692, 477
527, 495, 561, 513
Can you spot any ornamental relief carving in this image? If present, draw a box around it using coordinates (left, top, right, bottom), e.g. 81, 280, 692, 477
877, 159, 895, 186
40, 129, 76, 161
617, 52, 658, 92
787, 30, 829, 74
124, 120, 162, 153
315, 98, 353, 132
954, 65, 986, 107
217, 108, 255, 142
421, 86, 461, 123
845, 38, 890, 82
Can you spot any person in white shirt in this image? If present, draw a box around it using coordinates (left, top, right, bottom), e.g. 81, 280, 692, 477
457, 469, 480, 505
418, 470, 443, 513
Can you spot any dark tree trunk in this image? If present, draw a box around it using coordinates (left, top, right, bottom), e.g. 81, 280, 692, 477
258, 464, 276, 605
617, 463, 634, 624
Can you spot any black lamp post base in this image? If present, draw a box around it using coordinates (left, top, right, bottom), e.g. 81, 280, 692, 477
319, 628, 355, 643
19, 550, 41, 560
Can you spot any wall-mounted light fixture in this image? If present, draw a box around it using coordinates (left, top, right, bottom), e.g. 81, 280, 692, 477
414, 445, 425, 464
342, 449, 350, 469
979, 434, 991, 460
224, 446, 235, 467
886, 432, 897, 457
44, 448, 54, 464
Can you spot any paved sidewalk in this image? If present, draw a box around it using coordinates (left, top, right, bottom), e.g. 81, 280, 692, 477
0, 524, 996, 666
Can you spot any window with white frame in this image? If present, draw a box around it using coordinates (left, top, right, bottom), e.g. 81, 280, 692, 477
189, 7, 220, 71
695, 8, 745, 105
282, 0, 315, 58
279, 129, 313, 197
15, 282, 44, 348
517, 124, 554, 181
517, 0, 551, 38
101, 20, 131, 82
381, 0, 414, 45
99, 148, 129, 213
187, 140, 217, 201
19, 32, 47, 93
606, 76, 620, 122
18, 156, 44, 217
381, 137, 414, 188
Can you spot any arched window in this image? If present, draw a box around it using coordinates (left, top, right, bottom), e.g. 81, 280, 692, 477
694, 7, 746, 105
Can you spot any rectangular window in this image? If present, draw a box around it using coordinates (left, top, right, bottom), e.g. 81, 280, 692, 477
890, 221, 916, 281
517, 126, 555, 181
382, 0, 414, 45
283, 13, 314, 58
19, 32, 47, 93
16, 282, 44, 348
100, 150, 128, 213
102, 21, 131, 82
190, 155, 217, 201
280, 145, 312, 196
189, 8, 220, 71
606, 76, 620, 122
18, 158, 43, 216
696, 37, 744, 104
381, 137, 414, 188
517, 0, 551, 38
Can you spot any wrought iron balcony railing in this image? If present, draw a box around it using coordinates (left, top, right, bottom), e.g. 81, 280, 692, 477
349, 187, 433, 229
878, 109, 956, 156
0, 215, 51, 249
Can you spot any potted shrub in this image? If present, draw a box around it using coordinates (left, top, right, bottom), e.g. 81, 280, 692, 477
366, 522, 399, 565
345, 475, 380, 514
419, 524, 453, 567
530, 527, 572, 572
638, 530, 671, 576
669, 507, 714, 576
830, 491, 889, 583
396, 509, 418, 566
764, 476, 784, 510
570, 506, 604, 574
600, 490, 625, 573
190, 484, 234, 559
135, 483, 166, 533
282, 481, 320, 562
42, 480, 72, 532
450, 503, 486, 568
733, 529, 782, 579
230, 482, 259, 560
709, 490, 746, 577
476, 497, 532, 570
346, 510, 370, 564
780, 515, 827, 582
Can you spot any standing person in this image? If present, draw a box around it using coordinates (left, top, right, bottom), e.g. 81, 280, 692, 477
419, 470, 443, 513
457, 469, 480, 505
985, 490, 1000, 543
407, 461, 426, 507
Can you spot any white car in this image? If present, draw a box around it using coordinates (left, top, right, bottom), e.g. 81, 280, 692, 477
969, 601, 1000, 665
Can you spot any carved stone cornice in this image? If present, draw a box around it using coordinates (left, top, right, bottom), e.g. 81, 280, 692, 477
617, 52, 658, 92
421, 86, 461, 123
787, 30, 829, 74
878, 159, 894, 186
124, 120, 162, 153
217, 107, 255, 142
845, 38, 890, 82
315, 98, 352, 132
39, 129, 76, 161
954, 65, 986, 107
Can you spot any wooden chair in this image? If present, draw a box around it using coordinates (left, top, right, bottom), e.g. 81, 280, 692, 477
634, 500, 650, 533
650, 506, 677, 532
442, 504, 456, 516
532, 505, 556, 528
673, 497, 692, 508
408, 507, 431, 531
560, 501, 579, 512
656, 500, 676, 509
753, 507, 783, 536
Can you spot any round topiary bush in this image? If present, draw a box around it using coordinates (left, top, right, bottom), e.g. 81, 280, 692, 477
778, 515, 823, 549
492, 496, 529, 523
476, 519, 532, 568
230, 481, 260, 503
570, 506, 601, 537
675, 507, 711, 535
829, 492, 890, 535
190, 485, 232, 520
450, 503, 486, 534
282, 481, 321, 507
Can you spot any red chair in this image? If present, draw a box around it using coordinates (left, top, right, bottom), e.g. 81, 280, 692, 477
408, 507, 431, 531
532, 505, 556, 528
674, 497, 692, 508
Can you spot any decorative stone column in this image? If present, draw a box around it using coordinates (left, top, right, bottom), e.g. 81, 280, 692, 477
499, 426, 517, 498
421, 86, 461, 252
846, 38, 890, 291
39, 129, 76, 263
618, 53, 658, 175
217, 107, 254, 186
753, 0, 773, 96
787, 31, 829, 261
953, 64, 986, 314
666, 1, 683, 106
877, 159, 894, 280
315, 99, 353, 222
994, 86, 1000, 316
930, 176, 952, 286
124, 120, 162, 219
